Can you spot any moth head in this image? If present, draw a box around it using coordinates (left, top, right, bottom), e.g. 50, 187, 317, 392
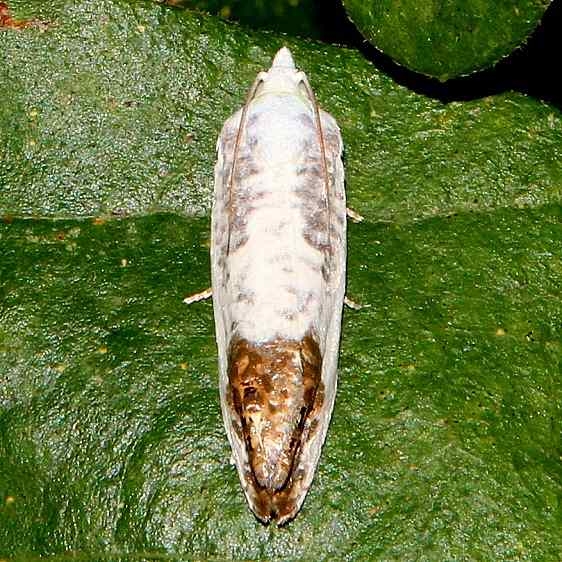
271, 46, 295, 70
251, 47, 314, 105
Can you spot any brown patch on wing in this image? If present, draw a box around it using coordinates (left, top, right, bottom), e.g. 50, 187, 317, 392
224, 134, 264, 253
228, 333, 325, 524
294, 138, 335, 256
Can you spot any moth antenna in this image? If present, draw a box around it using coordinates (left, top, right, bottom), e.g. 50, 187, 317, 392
226, 76, 264, 256
300, 77, 332, 261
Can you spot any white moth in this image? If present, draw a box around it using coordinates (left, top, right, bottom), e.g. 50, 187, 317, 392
211, 47, 346, 524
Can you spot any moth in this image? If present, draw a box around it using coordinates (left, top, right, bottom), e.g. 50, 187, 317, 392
211, 47, 346, 524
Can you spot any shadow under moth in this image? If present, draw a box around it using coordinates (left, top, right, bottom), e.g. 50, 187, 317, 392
211, 47, 346, 524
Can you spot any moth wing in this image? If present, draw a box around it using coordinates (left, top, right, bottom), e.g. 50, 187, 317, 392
283, 108, 347, 521
212, 92, 347, 524
317, 106, 346, 411
211, 108, 253, 476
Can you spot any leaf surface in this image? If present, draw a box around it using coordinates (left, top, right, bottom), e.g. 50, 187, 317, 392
343, 0, 553, 80
1, 1, 562, 559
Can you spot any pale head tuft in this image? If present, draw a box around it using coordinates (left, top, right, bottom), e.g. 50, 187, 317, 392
271, 47, 296, 70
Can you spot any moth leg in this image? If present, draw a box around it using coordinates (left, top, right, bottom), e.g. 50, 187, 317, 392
344, 295, 370, 310
183, 287, 212, 305
346, 207, 364, 223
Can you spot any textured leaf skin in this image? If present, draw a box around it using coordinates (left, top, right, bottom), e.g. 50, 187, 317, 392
1, 1, 561, 220
1, 0, 562, 560
343, 0, 553, 80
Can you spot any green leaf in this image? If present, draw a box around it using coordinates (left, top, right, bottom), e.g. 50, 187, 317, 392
343, 0, 553, 80
1, 0, 562, 560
